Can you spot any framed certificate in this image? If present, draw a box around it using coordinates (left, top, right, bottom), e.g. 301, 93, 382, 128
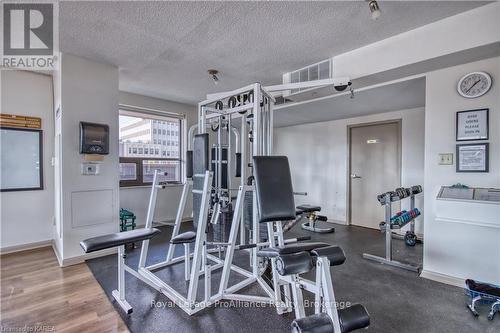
456, 109, 489, 141
456, 143, 489, 173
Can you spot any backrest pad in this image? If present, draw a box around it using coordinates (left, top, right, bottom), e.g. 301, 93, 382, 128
253, 156, 296, 223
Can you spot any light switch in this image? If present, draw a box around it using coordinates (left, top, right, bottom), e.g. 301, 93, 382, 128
438, 153, 453, 165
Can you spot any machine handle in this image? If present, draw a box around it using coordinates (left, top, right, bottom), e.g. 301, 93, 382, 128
350, 174, 362, 179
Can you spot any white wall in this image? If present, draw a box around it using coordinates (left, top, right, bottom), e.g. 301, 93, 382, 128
0, 71, 55, 251
119, 92, 197, 225
274, 107, 425, 234
57, 53, 119, 264
423, 56, 500, 285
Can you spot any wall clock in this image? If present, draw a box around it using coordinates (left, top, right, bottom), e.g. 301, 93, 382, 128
457, 71, 492, 98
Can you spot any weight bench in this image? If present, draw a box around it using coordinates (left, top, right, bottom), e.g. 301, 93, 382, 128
253, 156, 369, 332
297, 204, 335, 234
80, 228, 161, 314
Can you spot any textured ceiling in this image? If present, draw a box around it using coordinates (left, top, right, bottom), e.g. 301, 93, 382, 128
274, 77, 425, 127
60, 1, 489, 104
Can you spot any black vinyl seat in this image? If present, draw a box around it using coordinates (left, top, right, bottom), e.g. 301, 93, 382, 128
171, 231, 197, 244
257, 242, 330, 258
291, 312, 333, 333
80, 228, 161, 253
296, 204, 321, 213
311, 246, 346, 266
338, 304, 371, 333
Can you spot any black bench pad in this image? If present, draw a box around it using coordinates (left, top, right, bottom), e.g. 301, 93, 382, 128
291, 312, 333, 333
276, 251, 313, 276
311, 245, 346, 266
339, 304, 370, 333
171, 231, 196, 244
257, 242, 330, 258
80, 228, 161, 253
296, 204, 321, 213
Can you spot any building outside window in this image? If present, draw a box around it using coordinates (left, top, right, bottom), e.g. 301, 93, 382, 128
119, 107, 183, 186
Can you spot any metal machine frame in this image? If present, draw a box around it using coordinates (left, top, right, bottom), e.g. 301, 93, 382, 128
132, 78, 351, 316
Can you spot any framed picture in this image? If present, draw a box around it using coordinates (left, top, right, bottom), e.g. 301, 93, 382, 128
0, 127, 44, 191
456, 143, 489, 173
456, 108, 489, 141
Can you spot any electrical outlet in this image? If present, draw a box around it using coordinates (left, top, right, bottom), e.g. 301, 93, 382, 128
438, 153, 453, 165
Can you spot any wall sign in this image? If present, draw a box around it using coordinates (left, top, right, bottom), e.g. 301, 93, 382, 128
0, 113, 41, 129
456, 143, 489, 173
456, 109, 488, 141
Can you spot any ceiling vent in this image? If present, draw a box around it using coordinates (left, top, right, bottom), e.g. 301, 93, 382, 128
283, 59, 332, 96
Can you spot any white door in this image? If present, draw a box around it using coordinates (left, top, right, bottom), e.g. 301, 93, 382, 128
349, 122, 401, 229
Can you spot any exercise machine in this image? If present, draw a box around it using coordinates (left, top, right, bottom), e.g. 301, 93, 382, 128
363, 185, 423, 272
251, 156, 369, 332
297, 204, 335, 233
80, 78, 366, 329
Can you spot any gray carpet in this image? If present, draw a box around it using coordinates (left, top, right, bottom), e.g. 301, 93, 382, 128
86, 222, 499, 333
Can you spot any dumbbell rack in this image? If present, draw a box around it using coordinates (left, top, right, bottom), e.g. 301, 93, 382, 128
363, 190, 421, 273
388, 194, 420, 245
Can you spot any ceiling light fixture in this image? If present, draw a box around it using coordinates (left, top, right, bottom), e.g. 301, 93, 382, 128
368, 0, 381, 20
208, 69, 219, 85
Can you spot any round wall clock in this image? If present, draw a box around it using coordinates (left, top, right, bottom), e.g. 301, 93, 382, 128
457, 71, 492, 98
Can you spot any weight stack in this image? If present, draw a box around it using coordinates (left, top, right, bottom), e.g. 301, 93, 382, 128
243, 190, 268, 242
192, 134, 209, 230
210, 209, 233, 243
211, 147, 228, 189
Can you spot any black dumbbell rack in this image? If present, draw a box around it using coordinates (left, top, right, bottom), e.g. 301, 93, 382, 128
362, 188, 422, 273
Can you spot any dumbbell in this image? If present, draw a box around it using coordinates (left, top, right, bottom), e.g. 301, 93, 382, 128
410, 185, 422, 195
377, 191, 397, 205
404, 231, 417, 246
398, 187, 412, 198
394, 188, 405, 200
390, 210, 406, 223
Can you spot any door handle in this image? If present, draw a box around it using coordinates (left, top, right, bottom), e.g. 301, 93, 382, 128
350, 174, 362, 179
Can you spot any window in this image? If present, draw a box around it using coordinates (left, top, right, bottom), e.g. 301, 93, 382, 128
119, 108, 183, 186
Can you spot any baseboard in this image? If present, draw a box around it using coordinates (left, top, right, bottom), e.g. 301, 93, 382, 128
420, 269, 465, 288
60, 247, 117, 267
52, 242, 63, 266
0, 239, 53, 255
328, 219, 347, 225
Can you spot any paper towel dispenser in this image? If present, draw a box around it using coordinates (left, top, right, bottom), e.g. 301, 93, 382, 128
79, 122, 109, 155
